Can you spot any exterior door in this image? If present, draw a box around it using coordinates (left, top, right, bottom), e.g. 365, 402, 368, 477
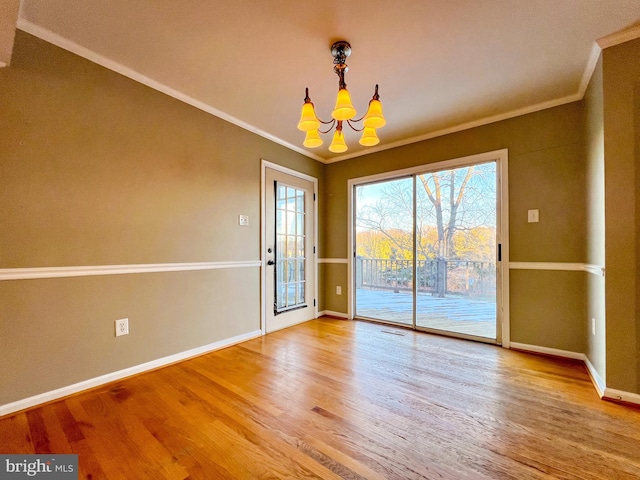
264, 166, 316, 333
354, 176, 415, 326
353, 152, 506, 345
414, 161, 498, 341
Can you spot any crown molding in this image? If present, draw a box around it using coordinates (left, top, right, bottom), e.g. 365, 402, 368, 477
323, 92, 582, 164
17, 17, 613, 167
578, 42, 603, 96
597, 22, 640, 49
16, 19, 324, 164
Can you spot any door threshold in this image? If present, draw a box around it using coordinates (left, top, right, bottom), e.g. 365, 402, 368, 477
353, 316, 498, 345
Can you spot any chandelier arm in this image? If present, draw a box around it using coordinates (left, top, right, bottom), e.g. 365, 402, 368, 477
350, 113, 367, 123
345, 119, 364, 132
318, 119, 336, 134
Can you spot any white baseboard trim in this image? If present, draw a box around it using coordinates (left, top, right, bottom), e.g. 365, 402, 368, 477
4, 330, 638, 416
604, 388, 640, 406
583, 356, 606, 397
318, 310, 349, 319
0, 329, 262, 418
510, 342, 640, 406
0, 260, 261, 281
509, 342, 585, 360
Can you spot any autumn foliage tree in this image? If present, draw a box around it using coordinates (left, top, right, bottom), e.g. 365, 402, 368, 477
356, 163, 496, 262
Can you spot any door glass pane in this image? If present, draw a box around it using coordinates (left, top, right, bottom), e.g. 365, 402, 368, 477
275, 182, 307, 312
277, 185, 287, 202
354, 162, 498, 340
276, 210, 284, 232
297, 213, 304, 235
415, 162, 497, 338
355, 177, 414, 326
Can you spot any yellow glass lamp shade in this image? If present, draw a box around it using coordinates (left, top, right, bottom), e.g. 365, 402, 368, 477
329, 129, 348, 153
363, 98, 386, 129
303, 129, 323, 148
359, 127, 380, 147
297, 101, 320, 132
332, 88, 356, 121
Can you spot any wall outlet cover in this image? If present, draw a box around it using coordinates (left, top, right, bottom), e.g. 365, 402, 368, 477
115, 318, 129, 337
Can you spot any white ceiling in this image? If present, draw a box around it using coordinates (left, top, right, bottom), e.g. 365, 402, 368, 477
17, 0, 640, 163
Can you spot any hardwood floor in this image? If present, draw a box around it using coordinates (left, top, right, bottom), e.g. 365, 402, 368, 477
1, 317, 639, 479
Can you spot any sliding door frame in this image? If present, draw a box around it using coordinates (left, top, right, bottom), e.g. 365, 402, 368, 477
347, 149, 510, 347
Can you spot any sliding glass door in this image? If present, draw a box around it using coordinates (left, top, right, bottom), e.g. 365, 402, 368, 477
355, 177, 414, 326
414, 162, 497, 338
354, 158, 500, 342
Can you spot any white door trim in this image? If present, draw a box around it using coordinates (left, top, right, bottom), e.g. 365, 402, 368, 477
347, 149, 510, 347
261, 160, 318, 335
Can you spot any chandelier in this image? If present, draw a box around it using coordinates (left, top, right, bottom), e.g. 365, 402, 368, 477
297, 41, 386, 153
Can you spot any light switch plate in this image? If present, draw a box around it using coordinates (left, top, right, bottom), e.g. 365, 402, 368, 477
239, 215, 249, 226
527, 209, 539, 223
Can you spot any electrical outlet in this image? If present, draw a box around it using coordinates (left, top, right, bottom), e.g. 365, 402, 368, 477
591, 318, 596, 336
336, 286, 342, 295
239, 215, 249, 226
115, 318, 129, 337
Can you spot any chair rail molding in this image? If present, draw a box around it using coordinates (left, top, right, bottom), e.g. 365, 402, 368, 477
509, 262, 604, 276
0, 261, 261, 281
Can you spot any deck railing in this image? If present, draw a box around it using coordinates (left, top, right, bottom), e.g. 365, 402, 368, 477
355, 257, 496, 298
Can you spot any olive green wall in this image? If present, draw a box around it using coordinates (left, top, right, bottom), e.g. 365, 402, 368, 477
0, 270, 259, 403
583, 55, 606, 384
320, 263, 348, 314
323, 103, 587, 353
0, 32, 322, 405
602, 38, 640, 394
509, 270, 585, 350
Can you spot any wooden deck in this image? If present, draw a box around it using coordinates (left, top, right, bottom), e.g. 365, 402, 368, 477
1, 318, 639, 479
356, 288, 496, 338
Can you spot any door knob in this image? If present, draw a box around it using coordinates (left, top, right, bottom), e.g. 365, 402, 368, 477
267, 260, 275, 266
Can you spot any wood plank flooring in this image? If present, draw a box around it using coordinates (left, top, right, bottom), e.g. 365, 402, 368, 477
1, 317, 639, 479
